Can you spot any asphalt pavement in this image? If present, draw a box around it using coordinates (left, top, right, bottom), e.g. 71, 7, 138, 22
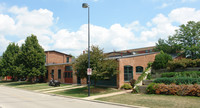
0, 86, 135, 108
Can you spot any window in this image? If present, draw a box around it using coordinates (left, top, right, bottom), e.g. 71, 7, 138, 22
51, 69, 54, 79
136, 66, 143, 73
124, 66, 133, 81
66, 57, 69, 63
46, 70, 48, 79
65, 66, 72, 71
58, 69, 61, 79
145, 50, 149, 53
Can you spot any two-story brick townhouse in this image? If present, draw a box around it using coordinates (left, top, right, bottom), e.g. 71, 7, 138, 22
45, 50, 77, 84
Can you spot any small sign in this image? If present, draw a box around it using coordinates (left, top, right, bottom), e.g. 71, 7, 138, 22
87, 68, 92, 75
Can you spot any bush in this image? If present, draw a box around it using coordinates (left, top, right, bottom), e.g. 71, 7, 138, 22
167, 58, 200, 71
147, 73, 152, 80
161, 71, 200, 78
121, 83, 132, 90
152, 51, 172, 70
129, 79, 136, 88
132, 86, 139, 93
146, 83, 158, 94
154, 77, 200, 85
147, 83, 200, 96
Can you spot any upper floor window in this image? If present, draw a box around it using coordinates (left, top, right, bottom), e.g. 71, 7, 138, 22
65, 66, 72, 71
136, 66, 143, 73
66, 57, 69, 63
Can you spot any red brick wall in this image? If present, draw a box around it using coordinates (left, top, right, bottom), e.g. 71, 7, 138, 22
45, 51, 72, 64
117, 53, 157, 88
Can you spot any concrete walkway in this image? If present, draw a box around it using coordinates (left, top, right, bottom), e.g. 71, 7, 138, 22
83, 90, 132, 100
42, 85, 86, 93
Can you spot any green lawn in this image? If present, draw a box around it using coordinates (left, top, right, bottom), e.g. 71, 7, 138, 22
96, 93, 200, 108
0, 81, 70, 90
53, 86, 121, 98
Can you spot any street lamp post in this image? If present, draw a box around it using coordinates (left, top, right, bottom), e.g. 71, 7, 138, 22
82, 3, 91, 97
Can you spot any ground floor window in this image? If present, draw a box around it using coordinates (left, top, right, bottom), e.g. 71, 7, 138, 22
124, 65, 133, 81
51, 69, 54, 79
58, 69, 61, 79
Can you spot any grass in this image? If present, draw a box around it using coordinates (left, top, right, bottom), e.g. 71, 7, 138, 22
0, 81, 70, 90
53, 86, 121, 98
96, 93, 200, 108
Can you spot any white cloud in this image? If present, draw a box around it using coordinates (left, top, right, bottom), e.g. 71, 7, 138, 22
0, 35, 10, 54
0, 5, 200, 56
169, 7, 200, 24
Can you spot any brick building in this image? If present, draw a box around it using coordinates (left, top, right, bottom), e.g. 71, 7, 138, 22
45, 50, 78, 84
45, 46, 158, 88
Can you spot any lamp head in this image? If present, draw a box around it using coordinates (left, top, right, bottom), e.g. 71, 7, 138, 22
82, 3, 89, 8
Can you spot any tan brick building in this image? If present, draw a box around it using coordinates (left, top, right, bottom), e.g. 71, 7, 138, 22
45, 50, 77, 84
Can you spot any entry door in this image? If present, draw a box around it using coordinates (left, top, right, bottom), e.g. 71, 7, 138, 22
65, 72, 73, 83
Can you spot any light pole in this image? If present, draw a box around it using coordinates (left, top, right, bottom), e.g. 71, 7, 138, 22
82, 3, 91, 97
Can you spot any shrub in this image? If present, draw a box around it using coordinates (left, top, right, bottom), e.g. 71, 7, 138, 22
152, 51, 172, 70
148, 83, 200, 97
147, 62, 153, 68
121, 83, 132, 90
132, 86, 139, 93
129, 79, 136, 88
147, 73, 152, 80
167, 58, 200, 71
161, 71, 200, 78
146, 83, 158, 94
154, 77, 200, 85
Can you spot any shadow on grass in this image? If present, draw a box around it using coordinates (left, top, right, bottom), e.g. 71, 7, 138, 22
5, 81, 33, 86
55, 86, 118, 98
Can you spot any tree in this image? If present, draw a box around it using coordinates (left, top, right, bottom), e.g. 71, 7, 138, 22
19, 34, 46, 82
154, 21, 200, 59
73, 46, 118, 85
152, 51, 172, 70
0, 43, 20, 80
173, 21, 200, 59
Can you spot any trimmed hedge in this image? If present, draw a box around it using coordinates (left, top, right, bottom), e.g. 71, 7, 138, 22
153, 77, 200, 85
161, 71, 200, 78
146, 83, 200, 97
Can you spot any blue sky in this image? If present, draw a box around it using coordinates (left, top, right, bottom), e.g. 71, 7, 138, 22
0, 0, 200, 56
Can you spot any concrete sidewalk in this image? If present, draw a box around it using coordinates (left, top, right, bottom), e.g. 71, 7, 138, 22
83, 90, 132, 100
43, 85, 86, 93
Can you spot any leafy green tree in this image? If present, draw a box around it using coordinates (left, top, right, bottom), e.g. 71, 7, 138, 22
19, 34, 46, 82
73, 46, 118, 85
152, 51, 172, 70
154, 37, 181, 54
0, 43, 20, 80
155, 21, 200, 59
173, 21, 200, 59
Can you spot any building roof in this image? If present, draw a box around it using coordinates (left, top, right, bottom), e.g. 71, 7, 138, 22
105, 46, 156, 55
107, 52, 159, 60
45, 50, 72, 57
45, 62, 72, 66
